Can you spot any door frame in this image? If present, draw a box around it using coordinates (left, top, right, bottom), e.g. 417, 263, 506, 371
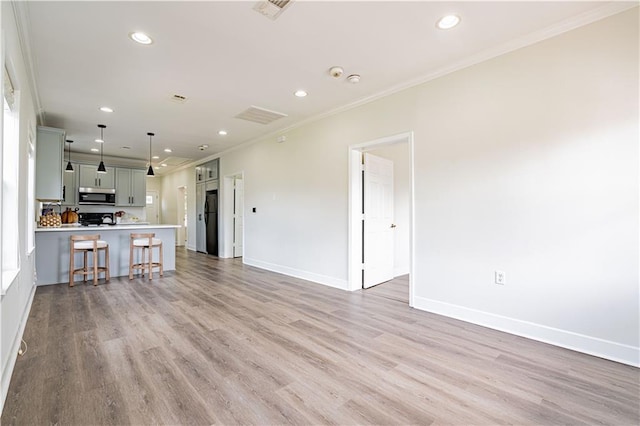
348, 131, 415, 307
145, 190, 160, 224
221, 171, 244, 259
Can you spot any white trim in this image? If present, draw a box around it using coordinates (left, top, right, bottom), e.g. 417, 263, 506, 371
0, 283, 36, 413
348, 132, 415, 307
186, 244, 196, 252
413, 296, 640, 367
243, 257, 348, 291
393, 267, 409, 278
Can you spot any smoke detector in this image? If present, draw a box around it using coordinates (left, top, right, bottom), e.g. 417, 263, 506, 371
329, 66, 344, 78
253, 0, 293, 20
347, 74, 361, 84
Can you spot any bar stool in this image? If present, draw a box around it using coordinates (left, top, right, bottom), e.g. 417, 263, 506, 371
69, 234, 110, 286
129, 233, 163, 279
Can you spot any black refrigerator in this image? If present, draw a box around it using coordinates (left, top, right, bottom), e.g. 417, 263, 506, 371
204, 190, 218, 256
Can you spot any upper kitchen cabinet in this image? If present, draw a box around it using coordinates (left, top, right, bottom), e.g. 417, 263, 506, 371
79, 164, 115, 189
205, 159, 219, 182
115, 168, 146, 207
35, 126, 65, 200
62, 162, 78, 206
196, 159, 219, 183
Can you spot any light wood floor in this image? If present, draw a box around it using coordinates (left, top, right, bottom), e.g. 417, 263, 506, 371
2, 249, 638, 425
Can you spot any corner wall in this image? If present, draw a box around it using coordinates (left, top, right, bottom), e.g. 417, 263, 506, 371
215, 9, 638, 365
1, 1, 40, 411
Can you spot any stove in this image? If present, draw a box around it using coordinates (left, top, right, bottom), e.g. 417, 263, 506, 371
78, 212, 115, 226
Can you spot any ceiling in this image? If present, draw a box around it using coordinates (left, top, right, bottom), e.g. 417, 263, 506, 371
21, 1, 622, 174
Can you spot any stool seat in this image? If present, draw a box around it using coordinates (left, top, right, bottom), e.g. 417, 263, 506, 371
133, 238, 162, 247
69, 234, 110, 286
74, 240, 108, 250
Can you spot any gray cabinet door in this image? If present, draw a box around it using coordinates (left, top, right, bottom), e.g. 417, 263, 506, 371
62, 163, 78, 205
79, 164, 115, 188
35, 126, 65, 200
205, 159, 219, 181
115, 168, 131, 206
115, 168, 146, 206
130, 169, 147, 206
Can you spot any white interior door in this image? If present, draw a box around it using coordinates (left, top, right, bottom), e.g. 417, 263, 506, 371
145, 190, 159, 224
233, 178, 244, 257
363, 153, 394, 288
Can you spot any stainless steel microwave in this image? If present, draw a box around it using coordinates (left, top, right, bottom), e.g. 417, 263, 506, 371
78, 187, 116, 205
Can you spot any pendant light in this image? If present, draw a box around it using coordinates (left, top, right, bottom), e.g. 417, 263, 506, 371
65, 140, 74, 172
97, 124, 107, 173
147, 132, 155, 176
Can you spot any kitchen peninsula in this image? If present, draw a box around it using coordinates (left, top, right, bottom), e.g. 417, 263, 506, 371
35, 224, 179, 285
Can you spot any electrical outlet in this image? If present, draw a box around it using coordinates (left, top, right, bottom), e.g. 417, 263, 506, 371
495, 270, 506, 285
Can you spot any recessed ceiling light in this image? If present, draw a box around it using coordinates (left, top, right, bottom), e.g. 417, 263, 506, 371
218, 130, 227, 136
152, 155, 160, 159
129, 32, 153, 45
164, 148, 172, 153
294, 90, 308, 97
91, 148, 99, 152
437, 14, 461, 30
99, 106, 113, 113
161, 163, 167, 167
95, 138, 104, 143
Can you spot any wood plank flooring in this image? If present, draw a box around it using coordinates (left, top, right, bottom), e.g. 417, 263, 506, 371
2, 248, 639, 425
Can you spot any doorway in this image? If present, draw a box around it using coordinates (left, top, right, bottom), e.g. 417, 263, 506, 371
146, 190, 159, 224
348, 132, 415, 306
177, 186, 187, 246
222, 172, 244, 259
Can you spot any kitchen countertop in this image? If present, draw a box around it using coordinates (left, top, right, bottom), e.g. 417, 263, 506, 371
35, 224, 179, 232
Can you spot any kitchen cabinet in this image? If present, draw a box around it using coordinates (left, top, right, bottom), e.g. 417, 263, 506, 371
115, 168, 146, 206
196, 165, 205, 183
195, 159, 219, 183
79, 164, 115, 189
205, 159, 218, 181
62, 163, 78, 206
35, 126, 65, 200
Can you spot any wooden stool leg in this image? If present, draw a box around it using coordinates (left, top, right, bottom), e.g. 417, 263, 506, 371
149, 246, 153, 280
105, 246, 110, 282
159, 242, 164, 277
69, 245, 75, 287
83, 251, 88, 283
93, 248, 98, 285
129, 241, 134, 279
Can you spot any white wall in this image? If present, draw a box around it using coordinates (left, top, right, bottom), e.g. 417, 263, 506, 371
159, 168, 194, 248
1, 1, 40, 410
207, 9, 638, 365
369, 144, 410, 277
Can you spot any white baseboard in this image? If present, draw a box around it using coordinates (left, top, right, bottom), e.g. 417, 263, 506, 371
1, 283, 36, 413
186, 244, 196, 251
413, 296, 639, 367
243, 258, 348, 291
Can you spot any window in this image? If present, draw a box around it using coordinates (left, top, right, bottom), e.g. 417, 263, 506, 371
2, 66, 20, 294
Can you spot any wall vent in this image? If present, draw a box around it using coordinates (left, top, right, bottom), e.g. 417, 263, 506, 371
169, 94, 188, 104
158, 157, 192, 167
235, 106, 288, 125
253, 0, 293, 20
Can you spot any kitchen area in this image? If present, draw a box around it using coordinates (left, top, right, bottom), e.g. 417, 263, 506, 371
34, 126, 179, 285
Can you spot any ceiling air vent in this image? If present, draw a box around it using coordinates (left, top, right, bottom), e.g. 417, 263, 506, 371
169, 94, 188, 104
253, 0, 293, 20
235, 105, 288, 125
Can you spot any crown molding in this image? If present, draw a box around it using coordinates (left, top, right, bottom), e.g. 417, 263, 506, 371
11, 0, 45, 125
161, 2, 639, 177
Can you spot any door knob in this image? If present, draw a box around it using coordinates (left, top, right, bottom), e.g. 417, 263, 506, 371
390, 224, 397, 228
